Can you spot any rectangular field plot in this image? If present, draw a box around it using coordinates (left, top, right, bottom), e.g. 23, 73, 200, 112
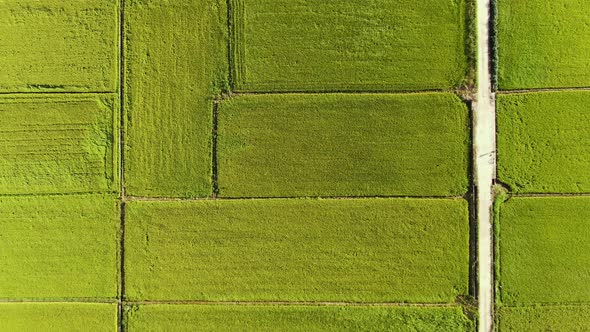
0, 1, 118, 92
497, 306, 590, 332
497, 196, 590, 305
0, 195, 120, 299
125, 304, 474, 332
497, 0, 590, 89
125, 198, 470, 302
0, 303, 117, 332
124, 0, 228, 197
218, 93, 469, 197
497, 92, 590, 193
232, 0, 471, 92
0, 94, 118, 195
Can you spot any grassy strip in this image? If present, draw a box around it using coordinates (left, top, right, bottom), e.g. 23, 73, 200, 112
231, 0, 470, 92
218, 93, 470, 197
0, 303, 117, 332
497, 91, 590, 193
124, 0, 228, 197
124, 304, 474, 332
496, 0, 590, 89
0, 1, 118, 92
497, 305, 590, 332
0, 195, 120, 299
125, 198, 470, 302
497, 196, 590, 305
492, 185, 509, 307
490, 0, 499, 90
462, 0, 477, 93
0, 94, 118, 195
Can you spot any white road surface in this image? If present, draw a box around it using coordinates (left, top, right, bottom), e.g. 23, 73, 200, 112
474, 0, 496, 331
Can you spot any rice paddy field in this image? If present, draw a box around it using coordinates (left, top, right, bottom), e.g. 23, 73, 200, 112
496, 91, 590, 194
125, 199, 469, 302
495, 0, 590, 90
231, 0, 472, 92
218, 93, 470, 198
1, 0, 482, 330
494, 2, 590, 330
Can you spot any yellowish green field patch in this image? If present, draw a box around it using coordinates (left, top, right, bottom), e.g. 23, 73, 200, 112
0, 195, 120, 299
0, 94, 119, 195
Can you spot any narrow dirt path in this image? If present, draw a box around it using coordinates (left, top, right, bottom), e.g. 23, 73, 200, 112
474, 0, 496, 331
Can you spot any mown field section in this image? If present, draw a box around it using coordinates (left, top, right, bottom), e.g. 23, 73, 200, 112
125, 198, 469, 302
218, 93, 470, 197
497, 196, 590, 305
497, 0, 590, 89
497, 91, 590, 193
0, 0, 118, 92
0, 94, 119, 195
232, 0, 470, 91
125, 0, 227, 197
0, 303, 117, 332
497, 306, 590, 332
0, 195, 119, 299
125, 305, 474, 332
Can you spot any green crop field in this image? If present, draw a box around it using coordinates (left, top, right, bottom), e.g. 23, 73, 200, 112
0, 94, 119, 195
124, 0, 227, 197
496, 0, 590, 89
0, 195, 120, 299
0, 0, 477, 329
0, 303, 117, 332
125, 304, 474, 332
497, 306, 590, 332
496, 91, 590, 193
0, 1, 118, 92
495, 0, 590, 327
125, 198, 469, 302
218, 93, 470, 197
232, 0, 472, 92
496, 196, 590, 305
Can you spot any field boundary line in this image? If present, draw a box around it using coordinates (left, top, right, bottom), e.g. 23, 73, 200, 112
123, 300, 459, 307
211, 101, 220, 197
0, 91, 116, 95
0, 192, 119, 198
118, 0, 126, 331
496, 87, 590, 94
123, 195, 467, 202
0, 299, 118, 304
230, 89, 466, 96
504, 193, 590, 198
500, 303, 590, 308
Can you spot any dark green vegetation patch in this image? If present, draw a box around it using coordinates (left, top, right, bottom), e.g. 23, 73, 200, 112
218, 93, 470, 197
496, 0, 590, 89
0, 303, 117, 332
0, 195, 120, 299
125, 198, 469, 302
232, 0, 471, 92
497, 91, 590, 193
497, 196, 590, 305
497, 306, 590, 332
125, 304, 474, 332
125, 0, 227, 197
0, 94, 119, 195
0, 0, 118, 92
